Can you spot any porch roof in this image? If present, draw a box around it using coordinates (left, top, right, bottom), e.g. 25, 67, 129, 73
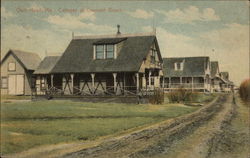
51, 35, 159, 73
34, 56, 60, 74
163, 57, 209, 77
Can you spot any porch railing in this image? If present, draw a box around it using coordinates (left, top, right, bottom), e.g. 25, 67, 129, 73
164, 83, 205, 89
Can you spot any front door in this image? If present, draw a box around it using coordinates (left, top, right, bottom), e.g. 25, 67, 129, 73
8, 75, 24, 95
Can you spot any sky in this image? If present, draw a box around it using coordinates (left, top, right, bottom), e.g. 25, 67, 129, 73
1, 0, 249, 85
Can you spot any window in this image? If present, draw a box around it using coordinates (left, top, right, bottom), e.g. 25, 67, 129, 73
151, 77, 154, 85
177, 63, 181, 70
106, 45, 114, 59
95, 44, 115, 59
1, 77, 7, 89
151, 49, 156, 64
175, 62, 184, 71
96, 45, 104, 59
8, 62, 16, 71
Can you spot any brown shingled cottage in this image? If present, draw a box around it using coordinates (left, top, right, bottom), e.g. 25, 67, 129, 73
162, 57, 211, 92
34, 31, 164, 96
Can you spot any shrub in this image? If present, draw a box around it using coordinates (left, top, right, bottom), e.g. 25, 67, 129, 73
239, 78, 250, 105
149, 88, 164, 104
167, 88, 199, 103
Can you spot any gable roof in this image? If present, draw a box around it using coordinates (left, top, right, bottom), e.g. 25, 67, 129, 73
51, 35, 160, 73
220, 72, 233, 85
221, 72, 229, 80
211, 61, 219, 78
1, 49, 41, 71
163, 56, 210, 77
34, 56, 60, 74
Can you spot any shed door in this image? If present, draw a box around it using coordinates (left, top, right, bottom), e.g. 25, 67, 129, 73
8, 75, 16, 95
16, 75, 24, 95
8, 75, 24, 95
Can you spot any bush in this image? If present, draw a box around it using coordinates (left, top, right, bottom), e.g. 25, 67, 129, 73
167, 88, 199, 103
239, 78, 250, 105
149, 88, 164, 104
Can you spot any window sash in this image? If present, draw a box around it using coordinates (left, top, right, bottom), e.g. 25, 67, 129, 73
151, 77, 154, 85
96, 45, 104, 59
106, 45, 114, 59
1, 77, 7, 88
95, 44, 115, 59
8, 62, 16, 71
177, 63, 181, 70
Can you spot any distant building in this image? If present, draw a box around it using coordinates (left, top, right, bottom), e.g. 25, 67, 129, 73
162, 57, 211, 92
34, 31, 164, 96
210, 61, 223, 92
0, 50, 41, 95
220, 71, 234, 92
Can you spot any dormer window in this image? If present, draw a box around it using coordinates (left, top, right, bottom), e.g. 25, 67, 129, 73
95, 44, 114, 59
174, 61, 184, 71
96, 45, 105, 59
106, 45, 114, 59
93, 38, 127, 60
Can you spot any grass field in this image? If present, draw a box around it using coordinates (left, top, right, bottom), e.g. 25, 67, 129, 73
0, 95, 213, 155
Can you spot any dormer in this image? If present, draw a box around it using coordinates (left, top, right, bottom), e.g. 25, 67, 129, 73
93, 38, 126, 60
174, 60, 184, 71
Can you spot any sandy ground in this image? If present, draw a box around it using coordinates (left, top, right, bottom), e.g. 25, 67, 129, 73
4, 94, 249, 158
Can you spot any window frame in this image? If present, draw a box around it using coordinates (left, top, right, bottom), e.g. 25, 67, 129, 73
95, 44, 115, 59
8, 62, 16, 71
95, 45, 105, 59
1, 77, 8, 89
106, 44, 114, 59
151, 77, 154, 85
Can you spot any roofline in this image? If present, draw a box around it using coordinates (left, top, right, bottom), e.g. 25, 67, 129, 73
163, 75, 206, 77
73, 31, 156, 40
163, 56, 210, 59
48, 71, 141, 74
1, 49, 29, 70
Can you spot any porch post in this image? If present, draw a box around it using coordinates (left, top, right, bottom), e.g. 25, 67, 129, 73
162, 76, 165, 88
180, 77, 182, 84
113, 73, 117, 93
204, 76, 206, 92
192, 77, 194, 91
51, 74, 54, 87
142, 73, 146, 89
70, 74, 74, 94
123, 72, 126, 95
44, 76, 47, 90
91, 73, 95, 91
148, 70, 151, 89
136, 73, 139, 93
169, 77, 171, 89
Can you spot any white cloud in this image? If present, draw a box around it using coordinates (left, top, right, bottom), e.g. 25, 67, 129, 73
142, 26, 200, 58
200, 23, 249, 85
127, 9, 154, 19
1, 7, 15, 18
45, 10, 115, 33
1, 24, 71, 58
156, 6, 220, 24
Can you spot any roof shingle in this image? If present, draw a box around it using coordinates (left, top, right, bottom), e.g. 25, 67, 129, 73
51, 35, 157, 73
163, 57, 210, 77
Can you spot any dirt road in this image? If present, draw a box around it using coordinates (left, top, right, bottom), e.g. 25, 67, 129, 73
61, 94, 248, 158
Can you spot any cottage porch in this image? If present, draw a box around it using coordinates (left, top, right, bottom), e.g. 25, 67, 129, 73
163, 76, 211, 92
35, 70, 163, 96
